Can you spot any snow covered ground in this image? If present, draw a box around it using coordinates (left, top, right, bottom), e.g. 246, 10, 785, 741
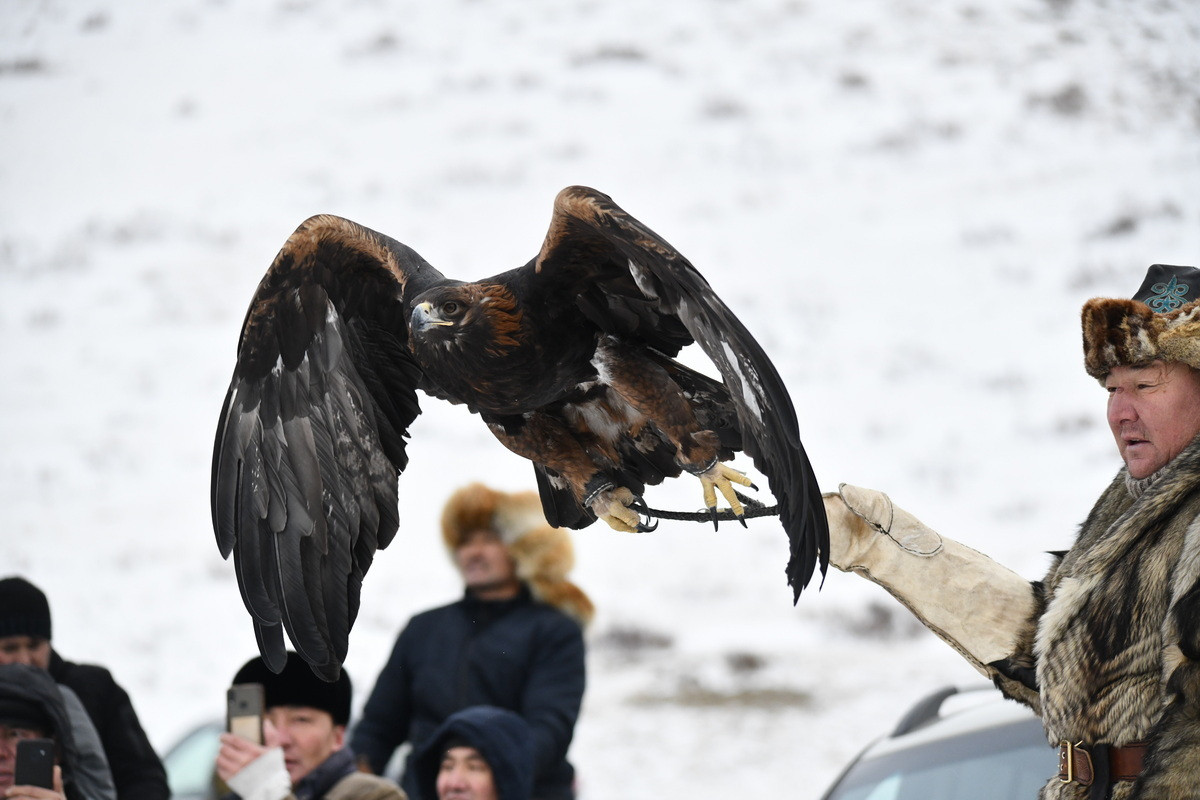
3, 0, 1199, 797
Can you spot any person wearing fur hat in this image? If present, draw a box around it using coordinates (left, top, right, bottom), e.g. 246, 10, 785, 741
350, 484, 590, 800
822, 263, 1200, 799
215, 653, 405, 800
0, 577, 158, 800
413, 707, 534, 800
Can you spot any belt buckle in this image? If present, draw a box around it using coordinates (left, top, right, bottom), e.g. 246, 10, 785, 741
1060, 740, 1075, 783
1059, 740, 1092, 785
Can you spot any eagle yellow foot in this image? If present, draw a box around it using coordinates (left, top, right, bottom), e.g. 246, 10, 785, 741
589, 486, 657, 533
696, 462, 757, 529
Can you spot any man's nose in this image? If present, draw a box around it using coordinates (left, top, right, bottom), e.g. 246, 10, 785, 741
443, 767, 468, 787
264, 721, 287, 748
1109, 393, 1136, 425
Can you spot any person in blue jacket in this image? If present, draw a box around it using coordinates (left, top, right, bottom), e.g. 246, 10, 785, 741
349, 485, 592, 800
413, 707, 534, 800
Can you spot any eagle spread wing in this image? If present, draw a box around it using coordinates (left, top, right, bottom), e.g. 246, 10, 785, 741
212, 187, 828, 678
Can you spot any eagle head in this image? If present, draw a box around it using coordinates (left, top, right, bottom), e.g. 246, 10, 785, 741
409, 283, 524, 357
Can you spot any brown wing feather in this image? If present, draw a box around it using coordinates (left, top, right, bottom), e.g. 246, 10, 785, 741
212, 215, 446, 677
531, 186, 829, 598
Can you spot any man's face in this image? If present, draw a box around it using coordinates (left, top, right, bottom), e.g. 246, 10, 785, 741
0, 636, 51, 670
263, 706, 344, 786
436, 745, 497, 800
1106, 361, 1200, 479
454, 529, 519, 599
0, 723, 51, 792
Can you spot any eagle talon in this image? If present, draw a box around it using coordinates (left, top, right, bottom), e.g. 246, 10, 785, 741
695, 462, 756, 526
627, 498, 658, 531
591, 486, 652, 533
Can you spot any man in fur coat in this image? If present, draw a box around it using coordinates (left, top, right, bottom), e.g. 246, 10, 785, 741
822, 263, 1200, 799
350, 484, 592, 800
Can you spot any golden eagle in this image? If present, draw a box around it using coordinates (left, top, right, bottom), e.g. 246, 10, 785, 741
212, 186, 828, 678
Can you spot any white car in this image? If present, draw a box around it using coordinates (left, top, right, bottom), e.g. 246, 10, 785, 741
820, 685, 1057, 800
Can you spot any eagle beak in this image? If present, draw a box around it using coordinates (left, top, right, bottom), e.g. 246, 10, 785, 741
411, 301, 454, 332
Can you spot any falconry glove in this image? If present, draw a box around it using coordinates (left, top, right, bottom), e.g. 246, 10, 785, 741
824, 484, 1036, 676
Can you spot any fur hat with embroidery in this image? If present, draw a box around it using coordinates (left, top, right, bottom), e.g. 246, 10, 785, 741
1082, 264, 1200, 382
441, 483, 594, 627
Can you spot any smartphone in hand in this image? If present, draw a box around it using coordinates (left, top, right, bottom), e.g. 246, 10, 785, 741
226, 683, 265, 745
14, 738, 56, 789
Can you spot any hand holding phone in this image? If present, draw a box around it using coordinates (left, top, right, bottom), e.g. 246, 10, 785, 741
14, 738, 56, 789
226, 683, 265, 745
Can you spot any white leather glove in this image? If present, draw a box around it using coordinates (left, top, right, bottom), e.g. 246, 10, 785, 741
824, 484, 1035, 672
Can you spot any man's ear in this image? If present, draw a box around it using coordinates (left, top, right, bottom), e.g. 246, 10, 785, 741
332, 725, 347, 749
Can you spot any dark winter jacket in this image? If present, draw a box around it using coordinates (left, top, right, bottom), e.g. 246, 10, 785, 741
0, 663, 83, 800
413, 706, 533, 800
349, 585, 585, 800
48, 652, 169, 800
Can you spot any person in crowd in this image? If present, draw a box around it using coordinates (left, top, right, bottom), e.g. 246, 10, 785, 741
0, 663, 81, 800
821, 263, 1200, 798
215, 652, 405, 800
0, 578, 151, 800
413, 707, 533, 800
350, 484, 591, 800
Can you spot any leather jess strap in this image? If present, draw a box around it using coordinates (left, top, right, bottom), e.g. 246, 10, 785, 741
1058, 740, 1147, 786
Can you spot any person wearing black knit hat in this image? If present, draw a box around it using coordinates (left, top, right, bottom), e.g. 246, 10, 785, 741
0, 577, 161, 800
215, 653, 405, 800
413, 707, 533, 800
0, 578, 52, 645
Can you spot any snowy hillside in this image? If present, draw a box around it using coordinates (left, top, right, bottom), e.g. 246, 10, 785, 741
2, 0, 1198, 797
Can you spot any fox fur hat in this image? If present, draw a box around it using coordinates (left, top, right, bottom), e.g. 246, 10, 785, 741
441, 483, 594, 627
1082, 263, 1200, 382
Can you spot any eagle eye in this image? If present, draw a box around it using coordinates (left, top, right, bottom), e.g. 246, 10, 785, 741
441, 301, 461, 316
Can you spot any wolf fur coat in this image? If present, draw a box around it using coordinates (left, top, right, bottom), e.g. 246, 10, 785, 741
983, 436, 1200, 799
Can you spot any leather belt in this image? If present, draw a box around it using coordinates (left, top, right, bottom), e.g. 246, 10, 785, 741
1058, 740, 1147, 789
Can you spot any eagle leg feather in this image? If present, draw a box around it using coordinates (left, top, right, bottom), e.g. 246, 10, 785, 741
487, 413, 655, 531
594, 338, 765, 523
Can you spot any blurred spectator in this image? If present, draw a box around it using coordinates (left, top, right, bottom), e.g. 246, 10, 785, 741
413, 707, 533, 800
0, 577, 158, 800
0, 663, 83, 800
350, 484, 591, 800
215, 652, 404, 800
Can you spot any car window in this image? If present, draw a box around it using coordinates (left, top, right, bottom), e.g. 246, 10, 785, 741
163, 722, 223, 800
825, 719, 1055, 800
